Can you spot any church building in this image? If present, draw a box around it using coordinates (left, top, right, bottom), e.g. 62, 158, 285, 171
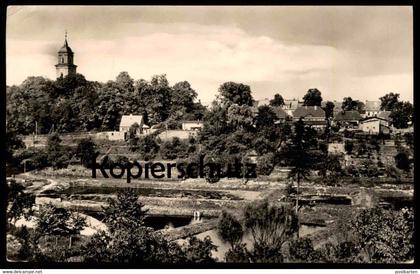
55, 32, 77, 78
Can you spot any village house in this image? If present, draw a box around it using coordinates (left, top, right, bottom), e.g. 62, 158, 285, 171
272, 107, 290, 123
292, 105, 327, 130
359, 116, 391, 135
282, 99, 303, 116
333, 110, 363, 129
119, 114, 150, 140
181, 121, 204, 131
364, 100, 381, 117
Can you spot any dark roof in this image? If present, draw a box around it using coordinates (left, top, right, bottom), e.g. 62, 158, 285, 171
377, 111, 391, 121
292, 106, 325, 118
334, 111, 363, 121
360, 116, 390, 123
272, 107, 289, 119
58, 39, 73, 54
305, 120, 327, 126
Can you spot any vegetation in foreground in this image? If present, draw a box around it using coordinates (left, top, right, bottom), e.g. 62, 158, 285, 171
7, 182, 414, 264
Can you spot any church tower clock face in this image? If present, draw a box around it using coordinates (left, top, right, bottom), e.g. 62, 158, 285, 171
55, 31, 77, 78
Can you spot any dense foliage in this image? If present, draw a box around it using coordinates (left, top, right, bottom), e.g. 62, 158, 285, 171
7, 73, 206, 134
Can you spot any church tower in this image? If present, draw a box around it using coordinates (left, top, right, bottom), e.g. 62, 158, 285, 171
55, 32, 77, 78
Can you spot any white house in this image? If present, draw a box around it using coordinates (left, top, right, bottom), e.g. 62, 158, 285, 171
181, 121, 204, 131
119, 114, 145, 134
364, 100, 381, 117
359, 117, 391, 135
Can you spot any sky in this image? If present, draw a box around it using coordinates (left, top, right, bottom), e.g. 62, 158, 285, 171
6, 6, 413, 104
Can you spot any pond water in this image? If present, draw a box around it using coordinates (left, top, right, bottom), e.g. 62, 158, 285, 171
57, 186, 241, 200
84, 211, 196, 230
380, 196, 413, 209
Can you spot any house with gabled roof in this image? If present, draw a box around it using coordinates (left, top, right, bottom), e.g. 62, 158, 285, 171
283, 99, 303, 116
359, 116, 391, 135
292, 105, 326, 130
119, 114, 147, 136
364, 100, 381, 117
333, 110, 363, 128
181, 121, 204, 131
272, 106, 291, 122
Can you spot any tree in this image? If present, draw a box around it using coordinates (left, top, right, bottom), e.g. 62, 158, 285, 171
344, 140, 354, 155
380, 93, 400, 111
36, 204, 86, 246
177, 236, 217, 263
75, 138, 97, 168
317, 154, 342, 177
6, 76, 55, 135
115, 71, 134, 92
127, 123, 140, 152
5, 130, 25, 166
288, 238, 322, 263
217, 200, 298, 263
286, 118, 318, 213
217, 211, 243, 249
351, 207, 414, 263
160, 137, 188, 160
390, 101, 413, 129
226, 104, 254, 130
256, 153, 276, 176
46, 133, 70, 169
136, 75, 172, 125
82, 190, 217, 263
103, 190, 148, 233
341, 97, 364, 112
253, 137, 276, 156
403, 132, 414, 150
7, 180, 35, 224
137, 133, 160, 160
245, 201, 298, 262
218, 82, 254, 107
269, 93, 285, 107
170, 81, 200, 118
323, 101, 335, 119
302, 88, 322, 106
255, 105, 277, 129
359, 159, 380, 177
395, 152, 411, 172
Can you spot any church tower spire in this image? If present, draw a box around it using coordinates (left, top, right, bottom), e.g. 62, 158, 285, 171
55, 31, 77, 78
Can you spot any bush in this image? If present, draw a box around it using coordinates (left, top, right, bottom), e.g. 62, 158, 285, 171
160, 137, 188, 160
395, 152, 411, 172
256, 153, 275, 176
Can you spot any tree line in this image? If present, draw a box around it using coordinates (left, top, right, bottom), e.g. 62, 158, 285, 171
6, 72, 206, 135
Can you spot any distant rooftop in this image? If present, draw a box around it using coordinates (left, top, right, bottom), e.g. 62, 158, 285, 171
293, 105, 325, 118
